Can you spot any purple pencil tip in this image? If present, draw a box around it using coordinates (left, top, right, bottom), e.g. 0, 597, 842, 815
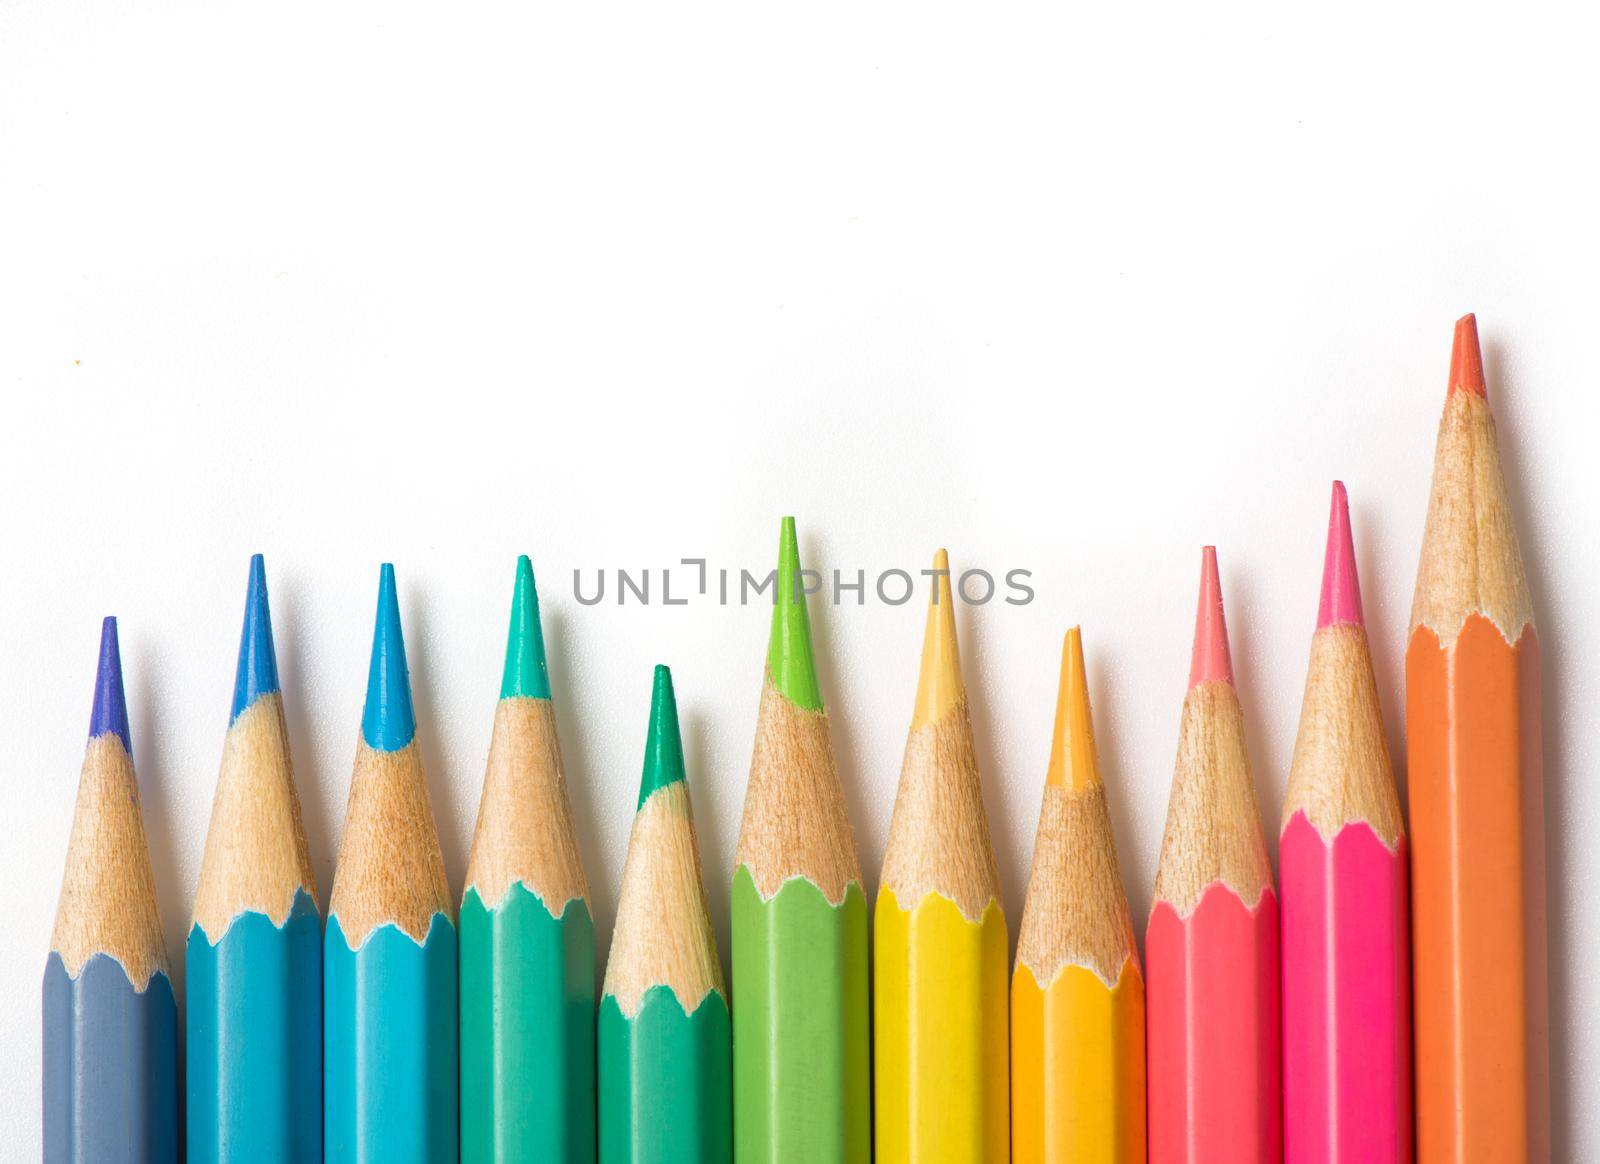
89, 616, 132, 752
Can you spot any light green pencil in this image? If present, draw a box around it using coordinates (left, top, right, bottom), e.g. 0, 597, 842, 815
460, 556, 595, 1162
731, 517, 871, 1162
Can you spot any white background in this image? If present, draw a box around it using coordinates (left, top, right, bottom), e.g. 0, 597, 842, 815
4, 1, 1598, 1155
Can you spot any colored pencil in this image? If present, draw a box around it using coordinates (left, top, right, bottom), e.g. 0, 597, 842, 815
1146, 547, 1280, 1162
731, 517, 870, 1164
1280, 484, 1410, 1162
1012, 627, 1145, 1163
325, 564, 457, 1162
1408, 314, 1548, 1158
461, 556, 596, 1163
598, 665, 732, 1164
43, 617, 178, 1163
188, 555, 322, 1162
874, 551, 1009, 1163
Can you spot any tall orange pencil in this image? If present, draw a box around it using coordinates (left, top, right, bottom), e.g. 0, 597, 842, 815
1146, 547, 1280, 1163
874, 550, 1009, 1163
1281, 483, 1410, 1162
1012, 627, 1145, 1163
1408, 314, 1548, 1160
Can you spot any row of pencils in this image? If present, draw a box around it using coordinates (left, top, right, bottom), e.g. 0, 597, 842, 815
44, 315, 1546, 1163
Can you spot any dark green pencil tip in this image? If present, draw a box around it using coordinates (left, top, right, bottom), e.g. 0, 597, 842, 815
500, 555, 551, 700
767, 516, 823, 712
638, 664, 687, 809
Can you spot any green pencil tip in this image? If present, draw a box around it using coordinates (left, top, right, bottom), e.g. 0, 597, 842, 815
767, 516, 823, 712
500, 555, 552, 700
638, 664, 687, 809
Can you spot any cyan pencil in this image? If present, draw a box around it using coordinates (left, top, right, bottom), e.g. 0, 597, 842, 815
325, 564, 457, 1162
187, 555, 322, 1162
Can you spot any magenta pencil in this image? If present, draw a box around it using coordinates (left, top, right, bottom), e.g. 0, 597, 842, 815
1280, 483, 1411, 1163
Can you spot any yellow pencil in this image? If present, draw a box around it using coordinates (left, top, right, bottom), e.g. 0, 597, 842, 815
874, 549, 1009, 1163
1011, 628, 1145, 1163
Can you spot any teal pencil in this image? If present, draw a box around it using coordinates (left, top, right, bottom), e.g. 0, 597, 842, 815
325, 564, 457, 1162
461, 556, 596, 1162
188, 555, 321, 1161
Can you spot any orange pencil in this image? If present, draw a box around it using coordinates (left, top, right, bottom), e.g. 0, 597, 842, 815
1408, 314, 1548, 1159
1011, 628, 1145, 1163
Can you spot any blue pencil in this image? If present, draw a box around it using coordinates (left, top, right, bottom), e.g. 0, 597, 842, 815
43, 617, 178, 1163
187, 555, 322, 1161
325, 564, 457, 1162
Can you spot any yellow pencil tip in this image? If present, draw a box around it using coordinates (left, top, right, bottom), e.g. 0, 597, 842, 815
1047, 627, 1099, 790
911, 548, 963, 729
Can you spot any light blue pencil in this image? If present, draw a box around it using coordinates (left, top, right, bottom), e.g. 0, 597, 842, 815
325, 564, 457, 1162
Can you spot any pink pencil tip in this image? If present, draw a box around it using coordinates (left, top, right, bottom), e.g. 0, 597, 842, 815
1317, 482, 1364, 629
1188, 546, 1235, 689
1449, 313, 1487, 399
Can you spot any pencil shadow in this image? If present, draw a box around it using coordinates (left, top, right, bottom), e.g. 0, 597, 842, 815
125, 653, 187, 1134
1346, 493, 1407, 805
128, 658, 186, 992
1484, 338, 1571, 1153
1214, 563, 1282, 861
1084, 638, 1152, 955
952, 586, 1022, 947
679, 705, 731, 975
801, 525, 881, 899
274, 576, 337, 915
542, 605, 612, 988
403, 585, 461, 905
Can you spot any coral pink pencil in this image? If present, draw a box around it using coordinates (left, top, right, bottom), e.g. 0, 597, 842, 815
1280, 484, 1411, 1163
1147, 547, 1280, 1163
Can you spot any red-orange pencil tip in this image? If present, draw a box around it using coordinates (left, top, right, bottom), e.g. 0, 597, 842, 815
1449, 313, 1487, 399
1188, 545, 1235, 690
1317, 481, 1364, 629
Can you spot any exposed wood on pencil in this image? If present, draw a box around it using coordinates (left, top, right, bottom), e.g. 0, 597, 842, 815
1016, 629, 1138, 989
192, 693, 317, 938
1282, 623, 1403, 846
735, 676, 860, 903
328, 738, 453, 945
1151, 679, 1273, 914
879, 550, 1000, 922
1410, 314, 1533, 645
464, 696, 589, 912
605, 667, 724, 1018
50, 732, 170, 987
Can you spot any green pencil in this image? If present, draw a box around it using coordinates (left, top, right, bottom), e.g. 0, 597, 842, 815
599, 665, 732, 1164
460, 556, 595, 1162
731, 517, 870, 1163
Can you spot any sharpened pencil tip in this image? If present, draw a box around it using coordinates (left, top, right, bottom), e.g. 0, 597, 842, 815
1449, 313, 1487, 399
1048, 627, 1100, 790
767, 516, 823, 712
231, 553, 281, 722
1188, 546, 1235, 689
1317, 483, 1364, 629
89, 615, 132, 751
638, 664, 687, 809
500, 554, 551, 701
361, 562, 416, 751
911, 548, 963, 729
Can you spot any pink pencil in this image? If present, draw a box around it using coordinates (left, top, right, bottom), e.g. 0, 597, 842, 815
1280, 483, 1411, 1162
1147, 547, 1281, 1162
